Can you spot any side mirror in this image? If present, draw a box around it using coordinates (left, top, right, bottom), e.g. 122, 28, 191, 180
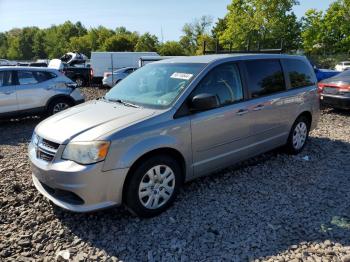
191, 93, 219, 112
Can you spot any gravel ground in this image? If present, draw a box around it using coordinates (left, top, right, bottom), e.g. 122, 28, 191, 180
0, 87, 350, 262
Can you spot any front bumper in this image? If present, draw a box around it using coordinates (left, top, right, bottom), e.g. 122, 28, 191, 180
321, 94, 350, 109
29, 142, 129, 212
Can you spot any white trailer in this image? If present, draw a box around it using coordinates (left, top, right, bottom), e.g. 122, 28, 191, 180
90, 52, 159, 79
138, 56, 183, 67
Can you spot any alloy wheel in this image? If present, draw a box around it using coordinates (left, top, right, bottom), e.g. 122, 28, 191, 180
53, 102, 69, 114
292, 122, 308, 150
138, 165, 176, 209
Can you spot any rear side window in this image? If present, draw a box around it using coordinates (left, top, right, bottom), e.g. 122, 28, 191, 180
283, 59, 315, 89
17, 71, 38, 85
125, 68, 134, 74
245, 60, 285, 98
0, 71, 14, 87
33, 71, 56, 82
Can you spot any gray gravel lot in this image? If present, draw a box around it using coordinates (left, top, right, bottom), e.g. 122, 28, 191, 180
0, 87, 350, 261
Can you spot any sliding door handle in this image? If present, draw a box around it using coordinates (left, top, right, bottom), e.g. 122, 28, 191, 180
236, 109, 249, 116
253, 104, 265, 111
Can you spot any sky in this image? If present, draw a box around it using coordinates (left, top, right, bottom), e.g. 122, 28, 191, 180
0, 0, 335, 41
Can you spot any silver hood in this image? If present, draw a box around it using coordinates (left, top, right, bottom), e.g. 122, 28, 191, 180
36, 100, 156, 144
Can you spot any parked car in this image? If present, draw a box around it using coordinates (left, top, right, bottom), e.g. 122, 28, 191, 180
0, 59, 16, 66
335, 61, 350, 71
29, 54, 319, 217
102, 67, 137, 87
314, 68, 340, 82
0, 66, 85, 118
318, 69, 350, 109
48, 59, 92, 87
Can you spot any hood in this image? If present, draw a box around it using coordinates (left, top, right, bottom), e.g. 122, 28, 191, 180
36, 100, 155, 144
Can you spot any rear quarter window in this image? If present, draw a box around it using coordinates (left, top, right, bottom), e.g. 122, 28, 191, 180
283, 59, 316, 89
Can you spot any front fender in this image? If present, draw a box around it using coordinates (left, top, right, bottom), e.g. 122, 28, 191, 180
103, 134, 191, 171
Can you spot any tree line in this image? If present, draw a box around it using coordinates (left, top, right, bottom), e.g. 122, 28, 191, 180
0, 0, 349, 61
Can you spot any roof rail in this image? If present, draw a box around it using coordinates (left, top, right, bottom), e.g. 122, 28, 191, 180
203, 39, 284, 55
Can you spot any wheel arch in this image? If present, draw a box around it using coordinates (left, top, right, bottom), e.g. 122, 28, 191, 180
45, 94, 75, 109
122, 147, 186, 203
296, 111, 312, 128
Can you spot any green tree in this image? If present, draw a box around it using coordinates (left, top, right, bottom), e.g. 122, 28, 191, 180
180, 15, 213, 55
301, 9, 324, 53
32, 30, 47, 59
135, 33, 159, 51
0, 33, 8, 58
220, 0, 300, 51
158, 41, 185, 56
69, 35, 93, 56
6, 29, 22, 59
102, 35, 135, 51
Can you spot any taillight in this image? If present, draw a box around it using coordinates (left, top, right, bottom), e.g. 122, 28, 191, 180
90, 68, 94, 78
317, 83, 324, 94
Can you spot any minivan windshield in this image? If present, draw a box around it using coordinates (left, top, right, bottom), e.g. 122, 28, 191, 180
104, 63, 205, 108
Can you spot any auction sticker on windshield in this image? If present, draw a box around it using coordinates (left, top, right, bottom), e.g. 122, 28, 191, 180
171, 72, 193, 80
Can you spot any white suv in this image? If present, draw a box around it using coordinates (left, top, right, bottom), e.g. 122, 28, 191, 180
0, 67, 85, 118
335, 61, 350, 71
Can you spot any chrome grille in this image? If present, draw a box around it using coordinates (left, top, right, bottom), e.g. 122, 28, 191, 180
36, 137, 60, 162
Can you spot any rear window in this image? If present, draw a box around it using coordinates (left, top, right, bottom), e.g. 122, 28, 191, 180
17, 70, 56, 85
245, 60, 286, 98
283, 59, 315, 89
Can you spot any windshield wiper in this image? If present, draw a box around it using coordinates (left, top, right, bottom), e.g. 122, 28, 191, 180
102, 97, 140, 108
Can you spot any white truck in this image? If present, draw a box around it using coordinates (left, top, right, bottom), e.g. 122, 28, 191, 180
90, 52, 159, 83
138, 56, 182, 67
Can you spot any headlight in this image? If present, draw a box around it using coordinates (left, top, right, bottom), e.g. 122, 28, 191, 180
31, 132, 39, 146
62, 141, 110, 165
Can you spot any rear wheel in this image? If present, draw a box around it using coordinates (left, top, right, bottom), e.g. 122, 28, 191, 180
124, 155, 182, 217
75, 77, 84, 87
47, 98, 73, 115
285, 116, 310, 154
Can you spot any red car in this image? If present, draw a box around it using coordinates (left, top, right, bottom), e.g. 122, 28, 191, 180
318, 70, 350, 109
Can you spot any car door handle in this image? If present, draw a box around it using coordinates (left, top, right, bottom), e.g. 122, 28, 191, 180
236, 109, 249, 116
253, 104, 265, 111
2, 91, 14, 95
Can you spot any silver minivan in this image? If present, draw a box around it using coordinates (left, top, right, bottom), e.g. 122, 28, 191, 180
29, 54, 320, 217
0, 66, 84, 118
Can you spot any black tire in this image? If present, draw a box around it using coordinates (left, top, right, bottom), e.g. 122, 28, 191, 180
285, 116, 310, 155
47, 98, 73, 116
124, 155, 182, 217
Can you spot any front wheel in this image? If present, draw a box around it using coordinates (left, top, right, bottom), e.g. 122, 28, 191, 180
285, 116, 310, 154
124, 155, 182, 217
